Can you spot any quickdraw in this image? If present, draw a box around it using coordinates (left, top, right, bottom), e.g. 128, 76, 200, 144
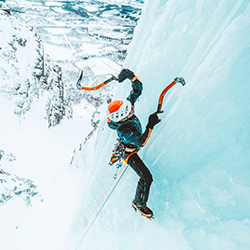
113, 161, 123, 179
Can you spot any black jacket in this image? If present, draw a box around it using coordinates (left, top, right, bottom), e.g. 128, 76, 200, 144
107, 76, 152, 149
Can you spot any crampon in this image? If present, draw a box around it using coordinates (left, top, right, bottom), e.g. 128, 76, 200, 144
132, 201, 154, 220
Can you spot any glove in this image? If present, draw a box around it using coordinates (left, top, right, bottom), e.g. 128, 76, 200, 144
118, 68, 135, 82
146, 113, 161, 129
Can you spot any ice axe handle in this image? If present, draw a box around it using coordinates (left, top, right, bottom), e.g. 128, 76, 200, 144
78, 74, 119, 91
155, 80, 177, 114
155, 77, 186, 114
111, 74, 119, 81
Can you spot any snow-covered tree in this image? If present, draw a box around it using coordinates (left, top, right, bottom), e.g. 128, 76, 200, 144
0, 6, 72, 126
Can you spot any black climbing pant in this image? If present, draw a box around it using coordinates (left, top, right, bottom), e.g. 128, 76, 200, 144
127, 153, 153, 206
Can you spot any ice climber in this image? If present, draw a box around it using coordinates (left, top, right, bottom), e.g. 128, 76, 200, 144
106, 68, 160, 218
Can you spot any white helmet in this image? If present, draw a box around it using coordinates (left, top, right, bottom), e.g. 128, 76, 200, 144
107, 99, 132, 122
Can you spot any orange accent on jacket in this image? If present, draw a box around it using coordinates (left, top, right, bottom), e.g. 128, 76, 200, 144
142, 128, 152, 146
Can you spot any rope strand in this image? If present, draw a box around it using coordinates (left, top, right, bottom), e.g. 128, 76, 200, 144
75, 165, 129, 249
71, 161, 128, 249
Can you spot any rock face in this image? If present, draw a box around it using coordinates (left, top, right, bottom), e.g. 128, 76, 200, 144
46, 64, 71, 128
0, 5, 72, 127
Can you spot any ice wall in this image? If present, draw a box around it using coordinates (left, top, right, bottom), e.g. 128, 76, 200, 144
72, 1, 250, 249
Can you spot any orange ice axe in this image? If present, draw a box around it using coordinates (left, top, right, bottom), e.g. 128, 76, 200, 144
155, 77, 186, 114
76, 70, 119, 91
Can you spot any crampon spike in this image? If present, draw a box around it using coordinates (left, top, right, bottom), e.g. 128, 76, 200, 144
132, 203, 153, 219
140, 213, 154, 220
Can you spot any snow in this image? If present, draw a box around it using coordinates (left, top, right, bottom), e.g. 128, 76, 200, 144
43, 43, 74, 61
0, 94, 94, 249
0, 12, 37, 88
1, 0, 250, 250
75, 57, 122, 76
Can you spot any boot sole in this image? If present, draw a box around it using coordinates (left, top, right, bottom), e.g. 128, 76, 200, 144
132, 203, 153, 219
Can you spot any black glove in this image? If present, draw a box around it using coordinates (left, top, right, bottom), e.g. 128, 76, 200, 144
118, 68, 135, 82
146, 113, 161, 129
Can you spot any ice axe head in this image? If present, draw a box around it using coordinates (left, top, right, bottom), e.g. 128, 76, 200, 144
174, 77, 186, 86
